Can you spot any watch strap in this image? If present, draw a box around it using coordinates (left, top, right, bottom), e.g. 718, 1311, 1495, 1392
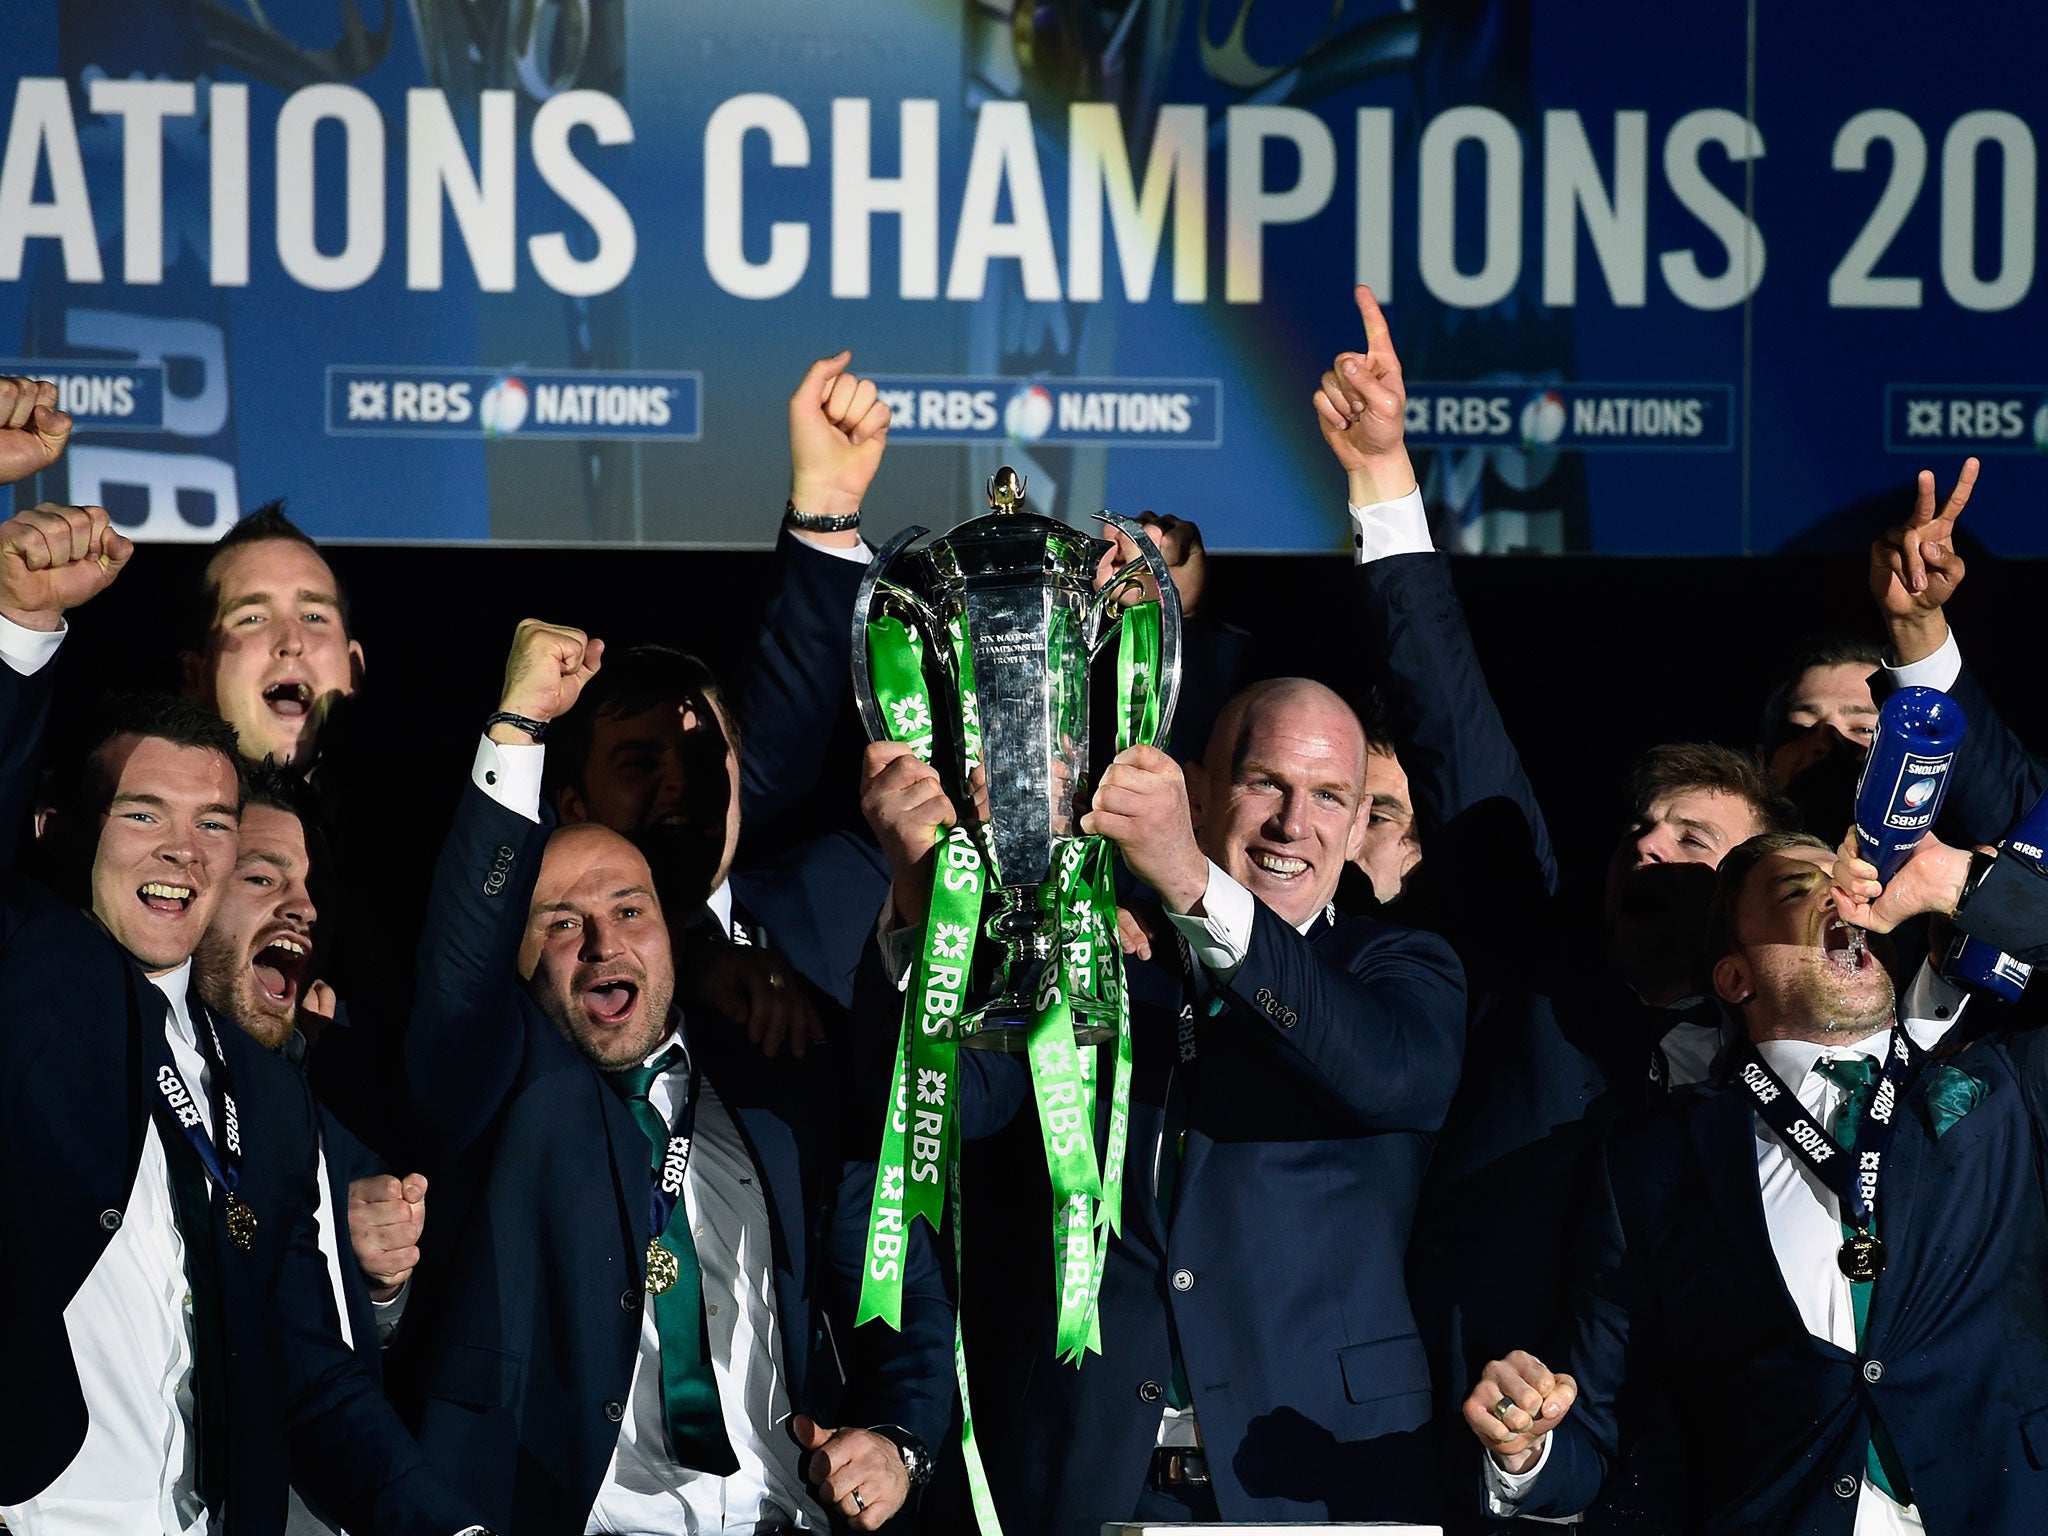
784, 499, 864, 534
867, 1423, 932, 1489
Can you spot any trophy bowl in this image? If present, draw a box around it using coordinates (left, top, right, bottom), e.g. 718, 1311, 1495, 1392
851, 467, 1182, 1050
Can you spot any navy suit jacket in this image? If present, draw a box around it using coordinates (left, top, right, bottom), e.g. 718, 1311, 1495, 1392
0, 661, 472, 1536
1518, 1031, 2048, 1534
954, 897, 1465, 1533
390, 780, 952, 1534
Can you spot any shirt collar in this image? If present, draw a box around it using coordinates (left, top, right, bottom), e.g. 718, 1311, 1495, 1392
639, 1014, 690, 1074
705, 880, 734, 941
1755, 1023, 1891, 1089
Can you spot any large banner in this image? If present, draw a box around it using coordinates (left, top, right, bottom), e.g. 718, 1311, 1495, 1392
2, 0, 2042, 553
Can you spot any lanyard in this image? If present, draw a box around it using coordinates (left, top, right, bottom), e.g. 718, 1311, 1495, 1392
149, 990, 257, 1250
646, 1062, 704, 1244
1730, 1026, 1917, 1239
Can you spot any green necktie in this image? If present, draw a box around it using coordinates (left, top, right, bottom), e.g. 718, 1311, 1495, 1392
607, 1046, 739, 1476
1814, 1055, 1911, 1506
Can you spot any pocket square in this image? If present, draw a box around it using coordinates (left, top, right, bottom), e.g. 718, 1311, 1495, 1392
1922, 1064, 1987, 1139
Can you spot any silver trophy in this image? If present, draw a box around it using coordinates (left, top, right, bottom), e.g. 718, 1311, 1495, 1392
852, 468, 1182, 1050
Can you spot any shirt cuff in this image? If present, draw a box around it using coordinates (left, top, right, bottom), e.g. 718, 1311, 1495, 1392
795, 530, 875, 565
471, 735, 545, 823
1347, 486, 1433, 564
1481, 1436, 1553, 1515
876, 903, 919, 991
372, 1277, 410, 1344
1163, 861, 1256, 978
1900, 958, 1969, 1051
1883, 628, 1961, 694
0, 611, 66, 675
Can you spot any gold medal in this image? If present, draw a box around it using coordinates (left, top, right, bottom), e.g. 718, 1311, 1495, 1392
224, 1194, 258, 1252
1838, 1230, 1886, 1283
645, 1239, 680, 1295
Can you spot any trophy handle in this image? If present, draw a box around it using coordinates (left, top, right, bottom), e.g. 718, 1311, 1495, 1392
850, 525, 935, 743
1087, 511, 1184, 750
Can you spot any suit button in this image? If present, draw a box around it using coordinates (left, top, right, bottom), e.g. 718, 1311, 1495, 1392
1171, 1268, 1194, 1292
603, 1400, 625, 1424
1137, 1380, 1163, 1404
1833, 1475, 1857, 1499
621, 1289, 640, 1312
99, 1209, 122, 1232
1862, 1359, 1883, 1383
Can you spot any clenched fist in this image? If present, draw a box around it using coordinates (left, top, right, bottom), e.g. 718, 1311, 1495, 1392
0, 376, 73, 486
859, 739, 958, 928
349, 1172, 427, 1303
1463, 1350, 1578, 1474
788, 350, 890, 534
793, 1415, 910, 1531
0, 502, 133, 631
1080, 744, 1208, 916
495, 619, 604, 736
1094, 511, 1206, 620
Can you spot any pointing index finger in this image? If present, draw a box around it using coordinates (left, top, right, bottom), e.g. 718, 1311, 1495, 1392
1354, 285, 1392, 358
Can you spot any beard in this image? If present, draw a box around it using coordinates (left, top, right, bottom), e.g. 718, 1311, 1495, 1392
1777, 951, 1897, 1041
192, 929, 294, 1050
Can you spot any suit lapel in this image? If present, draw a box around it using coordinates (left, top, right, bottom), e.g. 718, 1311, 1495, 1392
1688, 1089, 1813, 1343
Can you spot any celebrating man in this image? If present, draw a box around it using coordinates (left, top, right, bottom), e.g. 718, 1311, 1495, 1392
1467, 832, 2026, 1534
0, 491, 476, 1534
388, 619, 951, 1534
863, 676, 1467, 1531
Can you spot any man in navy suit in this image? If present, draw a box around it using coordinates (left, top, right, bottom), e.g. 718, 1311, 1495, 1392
0, 488, 477, 1534
390, 618, 953, 1534
861, 675, 1467, 1532
1467, 832, 2037, 1535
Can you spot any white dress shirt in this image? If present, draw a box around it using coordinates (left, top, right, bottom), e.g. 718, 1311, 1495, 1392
1882, 628, 1962, 695
1485, 975, 1965, 1535
1348, 486, 1434, 563
472, 737, 825, 1535
0, 963, 214, 1536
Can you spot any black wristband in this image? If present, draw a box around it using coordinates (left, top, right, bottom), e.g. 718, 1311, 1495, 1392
484, 710, 548, 742
784, 499, 863, 534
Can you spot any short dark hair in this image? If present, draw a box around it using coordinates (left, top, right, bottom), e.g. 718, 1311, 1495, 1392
191, 501, 352, 646
1356, 686, 1398, 758
243, 758, 317, 824
542, 645, 740, 803
73, 693, 247, 822
1758, 634, 1884, 756
1629, 742, 1798, 837
1704, 830, 1834, 968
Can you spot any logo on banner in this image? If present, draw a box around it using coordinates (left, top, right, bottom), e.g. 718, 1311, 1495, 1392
0, 359, 168, 432
872, 376, 1222, 447
328, 366, 702, 441
1406, 383, 1733, 452
1886, 386, 2048, 454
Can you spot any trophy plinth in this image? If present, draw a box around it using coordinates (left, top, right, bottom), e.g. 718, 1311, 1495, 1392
852, 469, 1182, 1051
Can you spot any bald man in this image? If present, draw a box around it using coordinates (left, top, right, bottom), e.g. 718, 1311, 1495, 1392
387, 621, 953, 1536
863, 677, 1467, 1533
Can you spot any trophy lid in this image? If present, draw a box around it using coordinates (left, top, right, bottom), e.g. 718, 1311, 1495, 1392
936, 466, 1102, 581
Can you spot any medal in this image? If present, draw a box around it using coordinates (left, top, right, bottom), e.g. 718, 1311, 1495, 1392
224, 1194, 259, 1251
645, 1238, 680, 1295
1838, 1230, 1887, 1282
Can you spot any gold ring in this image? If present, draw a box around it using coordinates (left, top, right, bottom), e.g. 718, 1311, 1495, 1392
1492, 1396, 1517, 1423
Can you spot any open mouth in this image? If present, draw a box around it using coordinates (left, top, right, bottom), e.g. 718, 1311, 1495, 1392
251, 933, 311, 1007
138, 881, 194, 915
263, 680, 312, 720
1821, 915, 1875, 974
582, 977, 640, 1024
1248, 850, 1310, 882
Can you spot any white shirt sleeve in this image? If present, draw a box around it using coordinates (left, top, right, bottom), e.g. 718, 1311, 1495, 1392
875, 902, 919, 990
794, 531, 875, 566
1348, 486, 1433, 564
1882, 628, 1961, 693
1900, 958, 1969, 1052
1162, 861, 1257, 978
0, 611, 65, 675
1481, 1436, 1554, 1515
371, 1278, 410, 1345
471, 734, 545, 822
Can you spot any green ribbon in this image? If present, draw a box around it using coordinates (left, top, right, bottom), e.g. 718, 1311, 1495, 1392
856, 597, 1168, 1531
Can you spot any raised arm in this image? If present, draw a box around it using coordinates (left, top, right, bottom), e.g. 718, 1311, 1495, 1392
739, 352, 891, 844
1866, 459, 2048, 843
1315, 287, 1558, 895
0, 496, 132, 868
403, 620, 600, 1165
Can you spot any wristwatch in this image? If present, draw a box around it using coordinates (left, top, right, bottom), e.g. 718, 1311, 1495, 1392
784, 499, 863, 534
484, 710, 549, 742
868, 1424, 932, 1491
